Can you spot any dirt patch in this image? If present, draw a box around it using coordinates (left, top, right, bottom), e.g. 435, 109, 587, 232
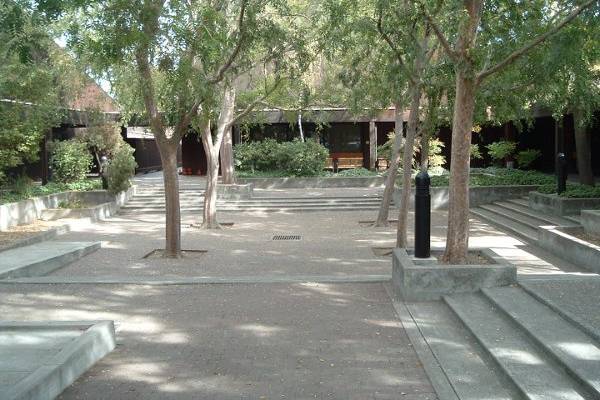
0, 221, 62, 251
435, 252, 493, 265
359, 219, 398, 227
372, 247, 394, 257
143, 249, 208, 259
563, 229, 600, 247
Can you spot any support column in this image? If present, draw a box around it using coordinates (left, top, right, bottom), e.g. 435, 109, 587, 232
369, 119, 377, 170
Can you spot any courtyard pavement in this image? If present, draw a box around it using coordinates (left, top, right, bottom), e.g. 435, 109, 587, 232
0, 173, 595, 399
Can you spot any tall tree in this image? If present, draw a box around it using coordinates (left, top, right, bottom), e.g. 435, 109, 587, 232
419, 0, 597, 263
0, 1, 66, 183
529, 17, 600, 185
194, 1, 310, 228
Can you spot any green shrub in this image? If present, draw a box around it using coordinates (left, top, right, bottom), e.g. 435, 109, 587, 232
276, 139, 328, 176
429, 167, 554, 187
0, 179, 101, 205
486, 141, 517, 164
561, 184, 600, 198
234, 139, 328, 176
537, 183, 600, 198
330, 168, 378, 177
106, 144, 137, 194
234, 138, 280, 172
516, 149, 541, 169
50, 140, 93, 183
470, 143, 483, 160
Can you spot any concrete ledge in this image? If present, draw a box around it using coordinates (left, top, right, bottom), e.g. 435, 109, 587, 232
2, 321, 116, 400
392, 248, 516, 301
0, 241, 101, 279
237, 176, 384, 189
0, 186, 136, 231
217, 183, 254, 199
393, 185, 538, 210
529, 191, 600, 216
581, 210, 600, 236
538, 226, 600, 274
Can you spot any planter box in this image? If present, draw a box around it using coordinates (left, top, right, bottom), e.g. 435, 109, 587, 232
237, 176, 384, 189
529, 191, 600, 216
393, 185, 539, 210
392, 248, 516, 301
217, 183, 253, 199
538, 226, 600, 274
0, 186, 136, 231
40, 201, 119, 222
581, 210, 600, 236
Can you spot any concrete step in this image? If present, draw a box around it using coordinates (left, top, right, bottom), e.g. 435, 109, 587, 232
122, 200, 386, 210
406, 302, 518, 400
0, 241, 101, 279
479, 204, 544, 230
120, 205, 386, 214
470, 207, 539, 243
445, 293, 589, 400
483, 287, 600, 397
494, 201, 577, 227
125, 197, 383, 206
509, 198, 530, 207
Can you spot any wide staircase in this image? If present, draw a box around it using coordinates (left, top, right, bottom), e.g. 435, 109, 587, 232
120, 185, 391, 214
470, 196, 578, 243
408, 284, 600, 400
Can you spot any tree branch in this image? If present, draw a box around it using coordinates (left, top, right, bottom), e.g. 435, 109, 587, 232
416, 1, 457, 61
376, 9, 416, 85
207, 0, 248, 85
228, 79, 283, 126
477, 0, 597, 83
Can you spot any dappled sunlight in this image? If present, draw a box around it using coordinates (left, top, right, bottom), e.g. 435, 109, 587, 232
557, 342, 600, 361
363, 318, 401, 328
236, 323, 286, 338
493, 348, 543, 365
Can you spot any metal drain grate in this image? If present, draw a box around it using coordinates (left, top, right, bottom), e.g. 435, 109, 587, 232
272, 234, 302, 241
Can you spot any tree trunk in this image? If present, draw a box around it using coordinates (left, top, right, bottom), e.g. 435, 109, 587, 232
396, 86, 421, 248
159, 142, 182, 257
220, 125, 235, 184
203, 145, 221, 229
298, 112, 304, 142
200, 87, 236, 229
420, 128, 430, 173
375, 104, 403, 227
442, 71, 476, 264
573, 109, 594, 186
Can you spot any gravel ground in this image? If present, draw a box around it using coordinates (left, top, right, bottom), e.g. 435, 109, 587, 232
0, 282, 437, 400
47, 208, 530, 278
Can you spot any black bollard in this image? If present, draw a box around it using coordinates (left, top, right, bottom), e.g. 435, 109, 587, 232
414, 170, 431, 258
556, 152, 567, 194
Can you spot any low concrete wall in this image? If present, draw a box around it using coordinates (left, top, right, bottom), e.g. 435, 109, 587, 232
217, 183, 253, 199
0, 186, 136, 231
581, 210, 600, 236
237, 176, 384, 189
538, 226, 600, 274
392, 248, 516, 301
529, 191, 600, 216
392, 185, 538, 210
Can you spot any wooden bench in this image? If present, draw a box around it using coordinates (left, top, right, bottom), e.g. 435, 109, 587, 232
326, 157, 364, 171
